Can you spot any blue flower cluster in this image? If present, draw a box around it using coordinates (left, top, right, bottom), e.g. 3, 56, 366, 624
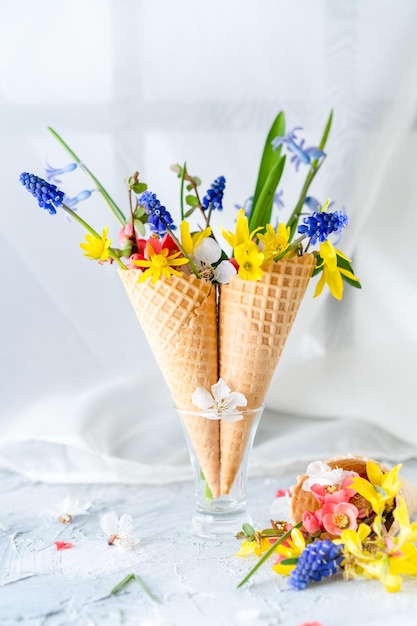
298, 210, 348, 245
289, 540, 344, 590
19, 172, 65, 214
138, 190, 175, 235
201, 176, 226, 212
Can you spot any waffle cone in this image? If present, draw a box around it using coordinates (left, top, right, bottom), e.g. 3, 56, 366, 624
118, 269, 220, 497
289, 455, 417, 535
218, 254, 315, 494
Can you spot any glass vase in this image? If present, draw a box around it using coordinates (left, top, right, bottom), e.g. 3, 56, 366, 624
176, 406, 263, 540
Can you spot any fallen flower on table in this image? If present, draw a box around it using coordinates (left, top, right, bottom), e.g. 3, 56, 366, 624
110, 572, 159, 603
44, 495, 91, 524
297, 622, 325, 626
54, 541, 74, 551
236, 458, 417, 592
100, 512, 139, 550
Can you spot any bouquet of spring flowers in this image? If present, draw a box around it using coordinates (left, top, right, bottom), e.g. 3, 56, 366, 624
237, 456, 417, 592
19, 111, 360, 499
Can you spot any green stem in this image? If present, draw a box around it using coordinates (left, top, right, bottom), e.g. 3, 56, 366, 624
110, 572, 159, 603
48, 127, 127, 226
236, 522, 303, 588
286, 160, 324, 239
180, 162, 186, 221
62, 203, 127, 269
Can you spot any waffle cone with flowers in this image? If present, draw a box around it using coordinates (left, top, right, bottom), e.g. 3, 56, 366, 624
218, 254, 315, 495
118, 268, 221, 498
289, 455, 417, 535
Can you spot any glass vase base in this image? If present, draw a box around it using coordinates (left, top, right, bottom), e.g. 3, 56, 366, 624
190, 506, 253, 540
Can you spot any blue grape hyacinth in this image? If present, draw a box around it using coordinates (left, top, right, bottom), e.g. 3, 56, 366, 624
19, 172, 65, 214
138, 190, 175, 235
298, 210, 348, 245
289, 540, 344, 590
201, 176, 226, 212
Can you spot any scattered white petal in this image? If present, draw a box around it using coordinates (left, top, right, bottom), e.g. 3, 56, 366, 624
43, 496, 91, 523
100, 512, 139, 550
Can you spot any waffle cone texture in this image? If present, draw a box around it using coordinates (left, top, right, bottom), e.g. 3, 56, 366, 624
218, 254, 315, 494
289, 455, 417, 535
119, 254, 314, 497
118, 269, 221, 497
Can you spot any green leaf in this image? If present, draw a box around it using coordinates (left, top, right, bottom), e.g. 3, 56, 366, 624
184, 207, 196, 218
249, 111, 285, 229
170, 163, 182, 175
279, 557, 299, 566
134, 206, 146, 218
110, 573, 134, 595
191, 176, 201, 186
134, 219, 146, 236
185, 195, 200, 207
131, 182, 147, 194
242, 523, 255, 537
186, 183, 193, 191
337, 253, 362, 289
248, 155, 286, 231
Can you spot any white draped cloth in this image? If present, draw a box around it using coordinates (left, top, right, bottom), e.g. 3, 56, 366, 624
1, 0, 417, 483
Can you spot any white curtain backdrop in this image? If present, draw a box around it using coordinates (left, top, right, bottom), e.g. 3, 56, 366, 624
1, 0, 417, 482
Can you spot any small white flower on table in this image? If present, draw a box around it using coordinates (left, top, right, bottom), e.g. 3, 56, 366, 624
192, 378, 247, 422
46, 496, 91, 524
100, 512, 139, 550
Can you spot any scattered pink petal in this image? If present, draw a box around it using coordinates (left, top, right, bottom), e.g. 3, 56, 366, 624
275, 488, 290, 497
298, 622, 325, 626
54, 541, 74, 551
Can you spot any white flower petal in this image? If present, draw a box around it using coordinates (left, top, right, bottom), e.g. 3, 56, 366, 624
220, 411, 243, 422
194, 238, 221, 265
117, 513, 134, 536
211, 378, 231, 402
200, 410, 222, 420
192, 387, 215, 409
214, 259, 237, 284
100, 512, 119, 535
225, 391, 247, 410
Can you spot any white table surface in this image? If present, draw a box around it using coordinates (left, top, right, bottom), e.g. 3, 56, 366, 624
1, 461, 417, 626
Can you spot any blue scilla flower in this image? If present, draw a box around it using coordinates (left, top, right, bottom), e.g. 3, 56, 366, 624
272, 128, 325, 171
298, 210, 348, 245
138, 190, 175, 235
289, 540, 343, 590
19, 172, 65, 214
45, 160, 78, 184
64, 189, 95, 209
201, 176, 226, 212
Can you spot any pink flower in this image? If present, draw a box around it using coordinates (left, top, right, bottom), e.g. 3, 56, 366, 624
310, 473, 358, 506
118, 222, 134, 245
275, 488, 290, 498
321, 501, 359, 536
302, 510, 321, 535
298, 622, 325, 626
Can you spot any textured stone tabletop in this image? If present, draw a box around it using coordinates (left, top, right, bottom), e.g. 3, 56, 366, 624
1, 462, 417, 626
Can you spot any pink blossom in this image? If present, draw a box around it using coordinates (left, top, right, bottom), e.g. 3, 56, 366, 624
298, 622, 325, 626
118, 222, 134, 245
302, 510, 321, 535
321, 501, 359, 536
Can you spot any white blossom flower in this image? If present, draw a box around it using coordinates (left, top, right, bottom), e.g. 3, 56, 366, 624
45, 496, 91, 524
192, 378, 247, 421
100, 512, 139, 550
302, 460, 355, 492
192, 238, 236, 284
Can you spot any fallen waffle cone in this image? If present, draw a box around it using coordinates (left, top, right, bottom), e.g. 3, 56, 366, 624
218, 254, 315, 495
118, 269, 221, 498
289, 455, 417, 534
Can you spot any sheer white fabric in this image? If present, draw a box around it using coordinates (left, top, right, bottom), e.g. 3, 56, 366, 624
1, 0, 417, 482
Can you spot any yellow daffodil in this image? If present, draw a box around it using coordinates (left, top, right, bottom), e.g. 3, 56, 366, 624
80, 226, 112, 262
257, 223, 291, 264
272, 527, 306, 576
236, 536, 272, 557
221, 209, 262, 249
393, 496, 417, 546
179, 221, 212, 255
134, 241, 189, 284
349, 462, 402, 517
234, 241, 264, 281
313, 240, 360, 300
